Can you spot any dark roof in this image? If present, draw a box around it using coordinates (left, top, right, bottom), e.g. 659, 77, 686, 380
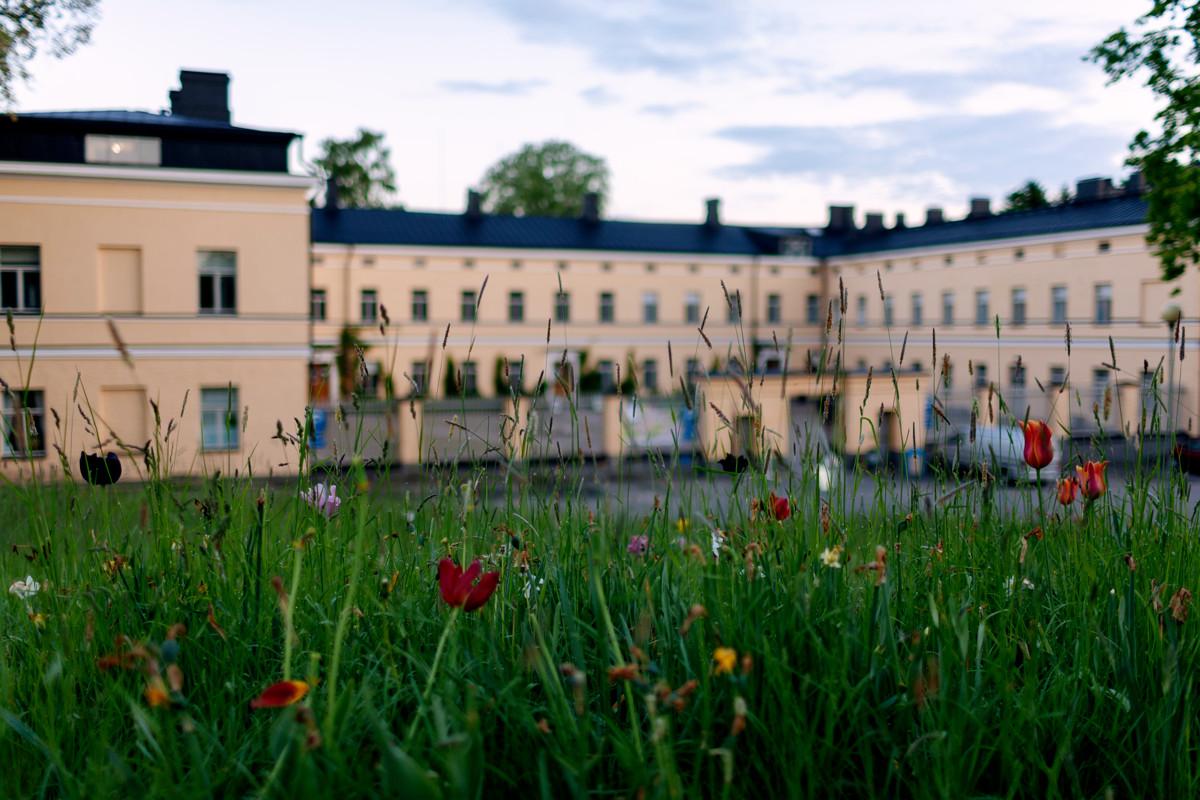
819, 195, 1147, 257
311, 207, 810, 256
15, 110, 296, 139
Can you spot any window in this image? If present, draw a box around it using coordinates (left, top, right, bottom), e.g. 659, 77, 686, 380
1009, 362, 1027, 390
769, 293, 784, 325
1049, 366, 1066, 386
1095, 283, 1113, 324
462, 361, 478, 396
0, 246, 41, 313
200, 386, 239, 451
642, 359, 659, 393
598, 360, 616, 393
883, 294, 894, 326
974, 363, 988, 389
310, 289, 327, 321
410, 360, 428, 397
941, 291, 954, 326
84, 134, 161, 166
1, 389, 44, 457
805, 293, 819, 324
643, 291, 658, 324
198, 250, 236, 315
360, 289, 378, 323
508, 290, 525, 323
1051, 286, 1068, 325
411, 289, 429, 322
599, 292, 615, 323
507, 357, 524, 393
856, 295, 867, 327
1011, 287, 1027, 326
461, 290, 477, 322
727, 291, 742, 323
1092, 368, 1111, 408
685, 292, 701, 324
911, 293, 923, 326
686, 357, 701, 382
974, 289, 990, 326
554, 291, 571, 323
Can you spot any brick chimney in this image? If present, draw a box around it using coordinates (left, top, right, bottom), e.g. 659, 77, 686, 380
827, 205, 856, 232
705, 197, 721, 229
968, 197, 991, 218
465, 189, 483, 221
863, 212, 885, 232
893, 212, 907, 229
925, 207, 945, 225
581, 191, 601, 224
1075, 177, 1115, 203
169, 70, 231, 123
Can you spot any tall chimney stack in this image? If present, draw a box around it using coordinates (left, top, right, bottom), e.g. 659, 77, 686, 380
169, 70, 231, 123
465, 189, 483, 221
827, 205, 856, 232
704, 197, 721, 229
581, 191, 601, 224
925, 207, 945, 225
968, 197, 991, 218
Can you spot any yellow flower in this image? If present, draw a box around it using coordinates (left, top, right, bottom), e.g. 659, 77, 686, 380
713, 647, 737, 675
27, 612, 46, 628
819, 545, 843, 569
675, 516, 690, 535
144, 675, 170, 708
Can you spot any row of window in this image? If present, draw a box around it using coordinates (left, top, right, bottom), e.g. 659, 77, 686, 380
313, 287, 769, 326
857, 283, 1115, 327
403, 356, 706, 397
0, 387, 239, 458
0, 246, 240, 315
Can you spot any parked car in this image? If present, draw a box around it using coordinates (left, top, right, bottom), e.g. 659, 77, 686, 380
930, 425, 1062, 483
1174, 436, 1200, 475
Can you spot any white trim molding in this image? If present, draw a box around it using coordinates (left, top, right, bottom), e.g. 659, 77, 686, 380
0, 161, 314, 190
0, 344, 312, 360
828, 224, 1149, 265
0, 193, 308, 215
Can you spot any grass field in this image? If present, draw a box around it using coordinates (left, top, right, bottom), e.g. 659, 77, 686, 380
1, 420, 1199, 799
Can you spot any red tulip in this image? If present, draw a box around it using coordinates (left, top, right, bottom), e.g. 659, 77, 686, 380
768, 492, 791, 522
250, 679, 309, 709
1056, 476, 1078, 506
1017, 420, 1054, 470
438, 558, 500, 612
1076, 460, 1108, 500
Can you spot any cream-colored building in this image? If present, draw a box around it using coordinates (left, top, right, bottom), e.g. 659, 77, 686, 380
0, 71, 312, 479
1, 68, 1189, 476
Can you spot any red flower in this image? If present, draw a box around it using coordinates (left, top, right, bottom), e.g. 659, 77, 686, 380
768, 492, 791, 522
438, 558, 500, 612
1056, 476, 1078, 506
250, 679, 309, 709
1076, 460, 1108, 500
1017, 420, 1054, 470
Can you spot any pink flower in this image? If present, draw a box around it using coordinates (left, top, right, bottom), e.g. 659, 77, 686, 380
627, 535, 649, 555
302, 483, 341, 518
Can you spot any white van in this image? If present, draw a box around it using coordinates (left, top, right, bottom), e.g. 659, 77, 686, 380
969, 424, 1063, 483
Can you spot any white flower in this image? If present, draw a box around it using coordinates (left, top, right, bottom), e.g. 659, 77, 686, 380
9, 575, 39, 600
523, 574, 545, 600
1005, 576, 1035, 596
819, 546, 843, 569
711, 530, 725, 560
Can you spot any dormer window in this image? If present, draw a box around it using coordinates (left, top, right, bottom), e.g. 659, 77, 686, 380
85, 134, 162, 166
781, 237, 811, 256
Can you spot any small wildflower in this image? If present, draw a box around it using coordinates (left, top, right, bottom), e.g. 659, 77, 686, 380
438, 558, 500, 612
1076, 461, 1109, 501
627, 535, 649, 555
711, 530, 725, 560
8, 575, 39, 600
1170, 587, 1193, 623
679, 603, 707, 636
249, 680, 309, 709
607, 663, 640, 683
819, 545, 843, 569
675, 516, 690, 535
731, 696, 748, 737
768, 492, 791, 522
301, 483, 341, 518
1056, 476, 1078, 506
713, 647, 737, 675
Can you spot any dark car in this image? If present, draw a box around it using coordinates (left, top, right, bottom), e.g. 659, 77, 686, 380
1174, 437, 1200, 474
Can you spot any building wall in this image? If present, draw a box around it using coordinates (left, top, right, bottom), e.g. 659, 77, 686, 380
310, 244, 822, 403
825, 226, 1199, 437
0, 164, 312, 478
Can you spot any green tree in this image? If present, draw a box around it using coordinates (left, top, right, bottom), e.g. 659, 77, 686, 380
1, 0, 100, 105
312, 128, 397, 209
1003, 180, 1050, 212
1093, 2, 1200, 280
479, 140, 610, 217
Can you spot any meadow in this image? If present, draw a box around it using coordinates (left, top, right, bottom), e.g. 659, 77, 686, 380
1, 407, 1198, 799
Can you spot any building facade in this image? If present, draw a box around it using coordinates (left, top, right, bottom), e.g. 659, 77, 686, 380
0, 69, 1192, 476
0, 71, 312, 479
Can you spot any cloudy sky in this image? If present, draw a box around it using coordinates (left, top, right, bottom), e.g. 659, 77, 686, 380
14, 0, 1155, 226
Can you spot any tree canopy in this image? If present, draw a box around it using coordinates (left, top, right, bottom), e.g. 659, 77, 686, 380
311, 128, 397, 209
1003, 180, 1051, 213
1, 0, 100, 105
1093, 1, 1200, 280
479, 141, 610, 217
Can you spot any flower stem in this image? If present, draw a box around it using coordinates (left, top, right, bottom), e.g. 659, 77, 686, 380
406, 607, 460, 741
